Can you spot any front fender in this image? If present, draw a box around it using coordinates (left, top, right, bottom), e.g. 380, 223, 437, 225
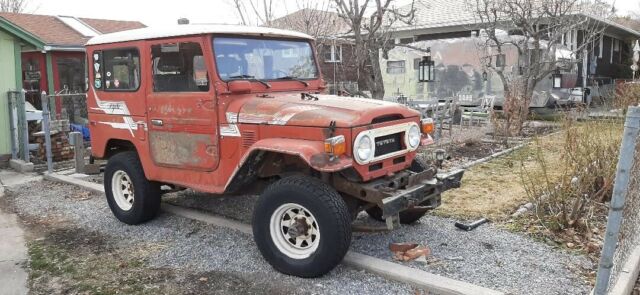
242, 138, 353, 172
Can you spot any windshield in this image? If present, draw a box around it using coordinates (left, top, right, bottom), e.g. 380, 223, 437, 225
213, 37, 317, 81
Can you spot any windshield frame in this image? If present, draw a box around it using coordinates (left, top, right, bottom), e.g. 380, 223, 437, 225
211, 35, 320, 83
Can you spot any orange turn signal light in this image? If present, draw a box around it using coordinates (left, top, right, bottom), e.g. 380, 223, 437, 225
325, 135, 346, 156
421, 118, 435, 134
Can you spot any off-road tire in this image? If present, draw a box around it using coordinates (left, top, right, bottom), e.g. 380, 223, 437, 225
409, 157, 430, 173
366, 157, 434, 224
252, 175, 352, 278
104, 151, 161, 225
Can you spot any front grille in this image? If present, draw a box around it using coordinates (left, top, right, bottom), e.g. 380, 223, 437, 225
374, 133, 403, 157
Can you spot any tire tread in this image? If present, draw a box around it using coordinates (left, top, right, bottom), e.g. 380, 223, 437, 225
253, 175, 351, 277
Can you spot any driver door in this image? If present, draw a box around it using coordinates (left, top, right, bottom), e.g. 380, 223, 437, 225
145, 37, 219, 171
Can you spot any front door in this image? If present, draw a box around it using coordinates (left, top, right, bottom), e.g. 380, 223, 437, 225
146, 37, 219, 171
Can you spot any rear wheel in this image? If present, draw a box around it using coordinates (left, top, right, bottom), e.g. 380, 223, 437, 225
104, 151, 161, 225
366, 158, 435, 224
252, 175, 351, 278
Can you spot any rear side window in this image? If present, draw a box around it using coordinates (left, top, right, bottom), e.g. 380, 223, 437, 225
101, 48, 140, 91
151, 42, 209, 92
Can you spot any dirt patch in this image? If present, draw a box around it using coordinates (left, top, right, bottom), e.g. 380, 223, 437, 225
24, 222, 301, 295
26, 223, 179, 295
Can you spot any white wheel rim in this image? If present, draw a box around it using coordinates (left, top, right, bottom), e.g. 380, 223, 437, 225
111, 170, 134, 211
269, 203, 320, 260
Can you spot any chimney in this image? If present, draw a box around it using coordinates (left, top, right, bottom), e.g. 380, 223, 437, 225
178, 18, 190, 25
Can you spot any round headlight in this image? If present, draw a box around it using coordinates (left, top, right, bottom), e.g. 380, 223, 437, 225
355, 135, 373, 162
408, 125, 421, 148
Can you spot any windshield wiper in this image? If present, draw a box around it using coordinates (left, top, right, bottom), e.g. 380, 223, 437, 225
229, 75, 271, 88
276, 76, 309, 87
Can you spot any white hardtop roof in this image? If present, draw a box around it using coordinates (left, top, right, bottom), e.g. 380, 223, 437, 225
86, 24, 313, 45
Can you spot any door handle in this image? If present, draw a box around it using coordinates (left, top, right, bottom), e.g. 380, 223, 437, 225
150, 119, 164, 126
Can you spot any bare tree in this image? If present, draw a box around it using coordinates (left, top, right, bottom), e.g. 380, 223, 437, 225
470, 0, 612, 136
275, 0, 339, 39
0, 0, 27, 13
334, 0, 416, 99
229, 0, 276, 26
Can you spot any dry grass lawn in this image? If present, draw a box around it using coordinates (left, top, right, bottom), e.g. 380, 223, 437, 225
435, 132, 565, 221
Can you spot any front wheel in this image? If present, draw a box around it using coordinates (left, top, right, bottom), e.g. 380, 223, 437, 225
252, 175, 352, 278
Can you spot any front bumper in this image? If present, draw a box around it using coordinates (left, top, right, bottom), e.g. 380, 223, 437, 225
380, 169, 464, 219
333, 167, 464, 221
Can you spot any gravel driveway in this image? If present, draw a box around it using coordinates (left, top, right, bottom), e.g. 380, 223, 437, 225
166, 190, 592, 295
7, 178, 591, 294
5, 181, 413, 295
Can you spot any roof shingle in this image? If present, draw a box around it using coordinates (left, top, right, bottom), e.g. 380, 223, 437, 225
79, 17, 145, 34
0, 12, 146, 47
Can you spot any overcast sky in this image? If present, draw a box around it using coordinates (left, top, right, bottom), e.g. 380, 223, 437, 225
24, 0, 640, 27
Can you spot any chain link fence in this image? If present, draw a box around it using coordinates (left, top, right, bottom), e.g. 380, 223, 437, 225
610, 135, 640, 291
5, 90, 89, 173
595, 106, 640, 294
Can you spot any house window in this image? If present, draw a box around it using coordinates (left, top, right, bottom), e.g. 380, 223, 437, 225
324, 45, 342, 63
613, 39, 620, 64
387, 60, 405, 74
102, 48, 140, 91
151, 42, 209, 92
564, 30, 577, 51
56, 57, 86, 93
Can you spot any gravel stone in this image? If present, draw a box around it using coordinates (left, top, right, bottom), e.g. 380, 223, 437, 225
5, 181, 412, 295
167, 189, 592, 295
7, 180, 591, 294
350, 215, 592, 295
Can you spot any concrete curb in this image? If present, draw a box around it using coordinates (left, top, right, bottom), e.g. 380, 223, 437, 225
163, 203, 502, 294
609, 244, 640, 295
459, 130, 563, 171
45, 172, 504, 295
43, 173, 105, 195
459, 142, 526, 170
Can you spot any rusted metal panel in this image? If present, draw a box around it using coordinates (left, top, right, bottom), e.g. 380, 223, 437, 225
235, 93, 420, 128
149, 131, 218, 170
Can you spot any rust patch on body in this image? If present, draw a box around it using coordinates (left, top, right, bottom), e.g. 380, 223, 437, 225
149, 131, 218, 170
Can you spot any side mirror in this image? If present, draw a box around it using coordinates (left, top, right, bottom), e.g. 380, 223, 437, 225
228, 80, 252, 94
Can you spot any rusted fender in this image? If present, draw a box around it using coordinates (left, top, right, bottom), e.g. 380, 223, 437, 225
242, 138, 353, 172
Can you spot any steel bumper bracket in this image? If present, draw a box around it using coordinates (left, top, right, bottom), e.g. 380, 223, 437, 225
381, 169, 465, 220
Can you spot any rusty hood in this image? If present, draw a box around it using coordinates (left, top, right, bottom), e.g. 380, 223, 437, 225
233, 93, 420, 127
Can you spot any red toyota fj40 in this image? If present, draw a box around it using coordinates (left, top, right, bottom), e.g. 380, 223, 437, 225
86, 25, 463, 277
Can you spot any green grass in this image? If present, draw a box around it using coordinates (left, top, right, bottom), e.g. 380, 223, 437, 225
27, 237, 168, 295
28, 241, 77, 278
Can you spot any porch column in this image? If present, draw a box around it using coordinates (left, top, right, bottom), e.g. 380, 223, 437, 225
45, 51, 55, 116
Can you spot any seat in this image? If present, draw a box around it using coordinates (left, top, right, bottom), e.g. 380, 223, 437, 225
154, 52, 192, 92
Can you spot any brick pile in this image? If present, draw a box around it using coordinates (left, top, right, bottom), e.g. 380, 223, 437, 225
32, 120, 74, 162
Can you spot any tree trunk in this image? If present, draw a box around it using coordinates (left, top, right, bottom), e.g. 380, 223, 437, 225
367, 48, 385, 99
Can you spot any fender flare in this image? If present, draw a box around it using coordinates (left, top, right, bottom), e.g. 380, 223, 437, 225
224, 138, 353, 192
242, 138, 352, 172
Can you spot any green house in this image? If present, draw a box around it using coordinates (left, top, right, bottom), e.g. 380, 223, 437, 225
0, 16, 43, 163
